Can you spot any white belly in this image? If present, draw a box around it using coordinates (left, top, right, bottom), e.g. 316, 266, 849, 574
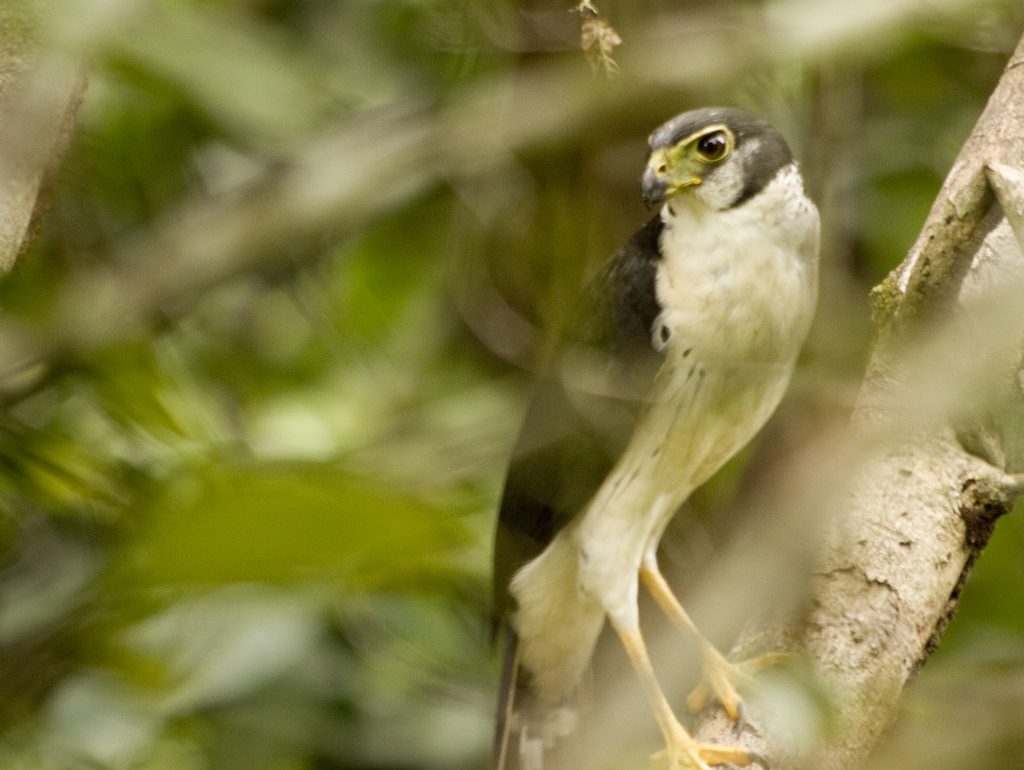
510, 165, 818, 705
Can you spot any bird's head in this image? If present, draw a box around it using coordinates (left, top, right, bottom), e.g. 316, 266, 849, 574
641, 107, 794, 211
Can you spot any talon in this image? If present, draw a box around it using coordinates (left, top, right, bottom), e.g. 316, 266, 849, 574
688, 648, 790, 722
652, 738, 759, 770
748, 750, 770, 768
687, 646, 745, 719
686, 679, 710, 713
720, 689, 742, 721
736, 700, 748, 734
696, 743, 759, 767
739, 652, 794, 676
651, 748, 711, 770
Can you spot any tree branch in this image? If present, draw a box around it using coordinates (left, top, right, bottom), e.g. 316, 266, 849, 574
692, 29, 1024, 770
0, 3, 84, 273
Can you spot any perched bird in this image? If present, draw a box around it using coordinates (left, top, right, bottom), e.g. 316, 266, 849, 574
491, 107, 819, 770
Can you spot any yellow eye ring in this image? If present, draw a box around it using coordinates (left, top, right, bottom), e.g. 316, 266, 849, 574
696, 130, 730, 162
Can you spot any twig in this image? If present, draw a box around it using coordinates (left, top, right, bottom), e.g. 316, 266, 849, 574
574, 1, 622, 77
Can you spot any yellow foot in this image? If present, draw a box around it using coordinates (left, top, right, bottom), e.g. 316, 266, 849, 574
686, 647, 791, 721
652, 731, 761, 769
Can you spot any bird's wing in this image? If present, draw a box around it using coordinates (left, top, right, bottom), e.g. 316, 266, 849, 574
491, 215, 666, 768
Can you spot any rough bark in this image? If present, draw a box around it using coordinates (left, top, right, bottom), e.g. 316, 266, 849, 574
0, 4, 84, 273
693, 31, 1024, 770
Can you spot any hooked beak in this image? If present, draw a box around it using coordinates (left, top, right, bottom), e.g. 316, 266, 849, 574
641, 166, 668, 208
641, 149, 700, 208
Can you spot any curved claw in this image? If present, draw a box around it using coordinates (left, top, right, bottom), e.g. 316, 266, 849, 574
686, 678, 711, 714
735, 700, 748, 734
689, 650, 794, 723
747, 750, 769, 769
650, 731, 763, 769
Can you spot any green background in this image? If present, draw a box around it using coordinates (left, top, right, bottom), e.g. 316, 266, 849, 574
1, 1, 1023, 768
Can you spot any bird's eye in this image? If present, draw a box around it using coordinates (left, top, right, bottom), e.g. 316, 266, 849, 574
696, 131, 729, 161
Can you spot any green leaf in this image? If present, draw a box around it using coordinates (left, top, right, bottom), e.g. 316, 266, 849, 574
101, 1, 334, 143
117, 461, 472, 590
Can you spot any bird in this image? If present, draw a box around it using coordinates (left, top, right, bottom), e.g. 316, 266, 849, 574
490, 107, 819, 770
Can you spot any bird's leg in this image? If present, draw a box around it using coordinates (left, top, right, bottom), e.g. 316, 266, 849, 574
607, 610, 758, 769
640, 556, 787, 721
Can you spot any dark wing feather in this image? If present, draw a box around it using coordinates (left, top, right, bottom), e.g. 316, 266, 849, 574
491, 216, 665, 768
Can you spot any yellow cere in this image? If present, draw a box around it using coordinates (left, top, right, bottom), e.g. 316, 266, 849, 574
646, 123, 735, 196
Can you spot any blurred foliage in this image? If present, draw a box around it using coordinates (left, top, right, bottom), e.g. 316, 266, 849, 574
0, 1, 1023, 769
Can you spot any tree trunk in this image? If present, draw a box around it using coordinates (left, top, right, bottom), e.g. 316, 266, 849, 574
0, 4, 83, 273
693, 30, 1024, 770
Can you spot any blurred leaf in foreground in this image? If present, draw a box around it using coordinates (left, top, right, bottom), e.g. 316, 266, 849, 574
116, 461, 474, 590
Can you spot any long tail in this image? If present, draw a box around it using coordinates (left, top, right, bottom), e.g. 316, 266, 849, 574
492, 630, 521, 770
493, 629, 586, 770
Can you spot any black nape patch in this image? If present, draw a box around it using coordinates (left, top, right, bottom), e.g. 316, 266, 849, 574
732, 146, 793, 208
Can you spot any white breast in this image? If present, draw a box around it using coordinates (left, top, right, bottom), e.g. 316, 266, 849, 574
509, 162, 819, 713
655, 162, 819, 365
573, 162, 819, 616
